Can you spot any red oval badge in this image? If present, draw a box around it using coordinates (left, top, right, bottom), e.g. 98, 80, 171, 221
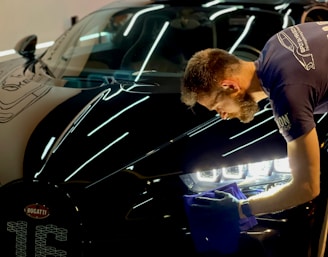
24, 204, 50, 219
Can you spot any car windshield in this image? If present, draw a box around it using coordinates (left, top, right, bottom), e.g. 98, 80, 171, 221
40, 3, 293, 85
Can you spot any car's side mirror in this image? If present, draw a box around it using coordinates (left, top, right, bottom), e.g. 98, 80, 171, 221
14, 34, 37, 61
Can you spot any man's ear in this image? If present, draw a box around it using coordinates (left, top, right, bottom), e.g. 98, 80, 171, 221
220, 79, 239, 93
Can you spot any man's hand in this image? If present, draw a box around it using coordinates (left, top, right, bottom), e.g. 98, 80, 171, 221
191, 190, 240, 220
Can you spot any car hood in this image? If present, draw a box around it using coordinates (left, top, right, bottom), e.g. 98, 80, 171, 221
22, 75, 290, 186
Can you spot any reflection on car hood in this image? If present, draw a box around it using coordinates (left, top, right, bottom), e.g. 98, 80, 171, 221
23, 80, 286, 185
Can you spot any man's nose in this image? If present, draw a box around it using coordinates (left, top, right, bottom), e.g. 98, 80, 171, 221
219, 111, 228, 120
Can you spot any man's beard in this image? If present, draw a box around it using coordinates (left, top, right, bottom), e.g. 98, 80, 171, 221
230, 92, 259, 123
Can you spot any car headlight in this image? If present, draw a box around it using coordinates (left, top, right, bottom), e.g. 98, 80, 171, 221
180, 157, 291, 193
273, 157, 290, 173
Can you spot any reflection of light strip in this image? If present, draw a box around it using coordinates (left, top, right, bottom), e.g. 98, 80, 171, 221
256, 102, 272, 114
41, 137, 56, 160
123, 5, 165, 36
0, 41, 54, 57
103, 87, 121, 101
35, 92, 106, 178
121, 82, 159, 93
134, 21, 169, 82
222, 129, 277, 157
53, 104, 93, 152
187, 115, 222, 137
51, 90, 107, 154
317, 112, 327, 123
133, 197, 153, 209
79, 32, 110, 41
209, 6, 241, 20
229, 116, 274, 139
282, 9, 292, 29
229, 15, 255, 54
0, 49, 15, 57
275, 3, 290, 11
64, 132, 129, 181
88, 96, 149, 136
203, 0, 226, 7
36, 41, 54, 49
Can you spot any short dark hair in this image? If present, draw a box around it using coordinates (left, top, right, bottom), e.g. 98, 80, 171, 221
181, 48, 240, 107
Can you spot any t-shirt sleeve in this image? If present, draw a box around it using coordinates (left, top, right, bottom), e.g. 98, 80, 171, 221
271, 84, 316, 142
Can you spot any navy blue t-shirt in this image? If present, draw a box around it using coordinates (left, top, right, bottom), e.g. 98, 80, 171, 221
255, 21, 328, 142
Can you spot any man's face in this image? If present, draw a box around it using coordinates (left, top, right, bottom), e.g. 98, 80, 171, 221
198, 90, 259, 123
228, 91, 259, 123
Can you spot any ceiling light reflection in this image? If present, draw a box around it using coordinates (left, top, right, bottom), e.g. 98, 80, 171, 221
229, 15, 255, 54
222, 129, 278, 157
79, 32, 111, 42
209, 6, 242, 20
64, 132, 129, 181
282, 8, 293, 29
203, 0, 226, 8
41, 137, 56, 160
317, 112, 327, 123
229, 116, 274, 140
123, 5, 165, 36
88, 96, 149, 136
134, 21, 169, 82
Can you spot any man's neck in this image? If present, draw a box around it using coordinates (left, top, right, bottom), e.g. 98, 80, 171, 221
245, 61, 267, 103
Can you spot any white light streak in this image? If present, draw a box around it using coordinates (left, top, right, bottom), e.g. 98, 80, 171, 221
229, 15, 255, 54
187, 115, 222, 137
79, 32, 110, 42
0, 49, 15, 57
222, 129, 277, 157
203, 0, 227, 8
64, 132, 129, 181
123, 5, 165, 36
209, 6, 242, 20
88, 96, 149, 136
134, 21, 169, 82
229, 116, 274, 139
41, 137, 56, 160
132, 197, 153, 209
36, 41, 54, 49
317, 113, 327, 123
274, 3, 290, 11
0, 41, 54, 57
282, 8, 292, 29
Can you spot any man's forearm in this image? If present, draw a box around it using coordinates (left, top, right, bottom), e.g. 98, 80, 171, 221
238, 179, 317, 218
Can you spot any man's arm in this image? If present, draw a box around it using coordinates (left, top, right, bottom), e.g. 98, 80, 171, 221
240, 127, 321, 218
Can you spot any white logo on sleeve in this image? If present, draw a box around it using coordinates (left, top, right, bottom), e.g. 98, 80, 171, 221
275, 113, 291, 133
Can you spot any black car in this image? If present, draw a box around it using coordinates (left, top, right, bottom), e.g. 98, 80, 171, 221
0, 0, 327, 256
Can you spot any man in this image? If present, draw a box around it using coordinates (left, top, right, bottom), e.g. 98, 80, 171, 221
181, 21, 328, 219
